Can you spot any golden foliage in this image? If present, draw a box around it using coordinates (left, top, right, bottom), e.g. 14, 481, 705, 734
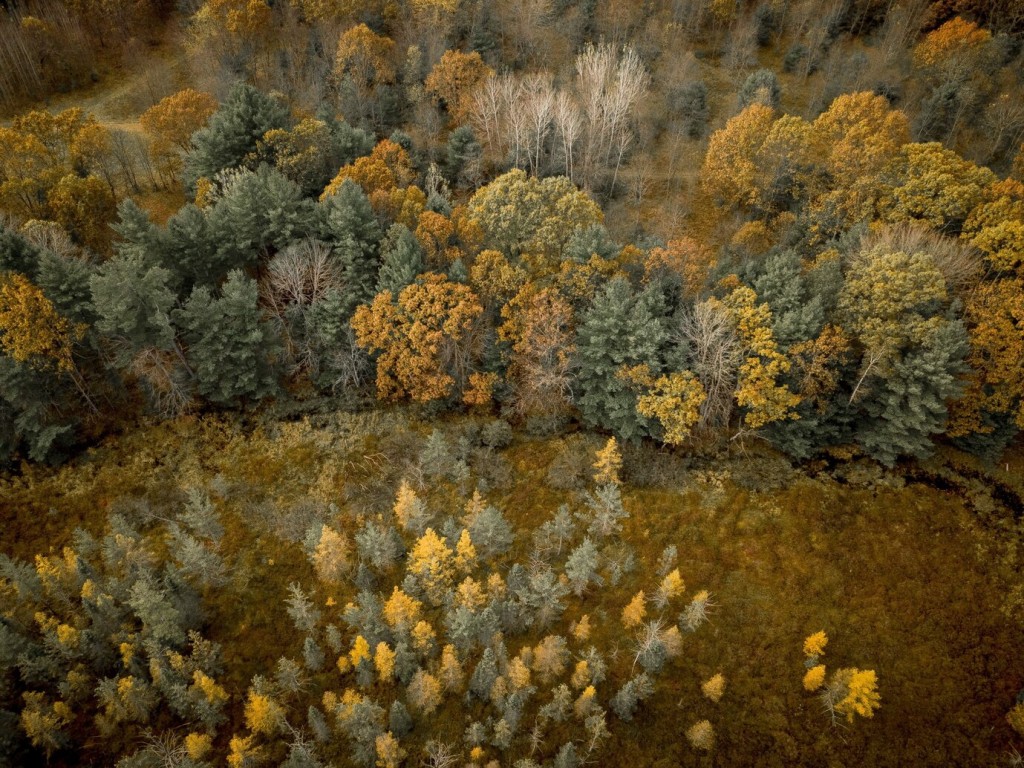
715, 286, 801, 429
407, 528, 454, 605
1007, 702, 1024, 737
788, 324, 852, 409
622, 591, 646, 629
699, 104, 776, 211
592, 437, 622, 486
454, 529, 476, 573
948, 278, 1024, 435
572, 615, 591, 642
192, 671, 228, 704
407, 669, 442, 714
313, 525, 351, 584
439, 644, 463, 691
322, 139, 414, 201
834, 668, 881, 722
702, 673, 725, 702
686, 719, 714, 750
811, 92, 910, 228
618, 364, 707, 445
498, 285, 576, 418
425, 49, 494, 125
573, 685, 597, 719
350, 635, 372, 667
352, 273, 484, 403
803, 631, 828, 657
140, 88, 217, 152
803, 664, 826, 691
244, 691, 284, 736
374, 642, 396, 682
384, 586, 422, 632
414, 210, 457, 267
0, 273, 84, 373
334, 23, 395, 85
877, 142, 995, 230
185, 732, 212, 760
912, 16, 994, 77
47, 173, 116, 251
644, 238, 714, 297
375, 731, 406, 768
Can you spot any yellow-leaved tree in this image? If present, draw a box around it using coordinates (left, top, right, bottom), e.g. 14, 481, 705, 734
352, 273, 484, 403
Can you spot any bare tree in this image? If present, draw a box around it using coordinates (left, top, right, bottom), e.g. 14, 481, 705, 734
522, 73, 555, 176
552, 90, 583, 183
678, 300, 741, 431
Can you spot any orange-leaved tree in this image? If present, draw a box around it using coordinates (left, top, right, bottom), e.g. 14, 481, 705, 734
351, 272, 485, 403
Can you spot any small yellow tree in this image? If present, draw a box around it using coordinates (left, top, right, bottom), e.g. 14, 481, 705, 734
592, 437, 622, 486
622, 591, 646, 630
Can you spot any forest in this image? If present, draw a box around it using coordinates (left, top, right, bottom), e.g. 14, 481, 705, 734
0, 0, 1023, 766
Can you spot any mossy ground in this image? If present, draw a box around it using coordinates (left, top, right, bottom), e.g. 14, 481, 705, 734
2, 409, 1021, 766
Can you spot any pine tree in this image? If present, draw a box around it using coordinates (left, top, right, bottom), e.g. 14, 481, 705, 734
610, 673, 653, 722
576, 278, 668, 439
174, 270, 279, 406
564, 538, 601, 596
738, 68, 781, 111
376, 224, 424, 294
90, 250, 177, 358
207, 165, 315, 272
388, 699, 412, 737
321, 179, 383, 315
184, 82, 290, 187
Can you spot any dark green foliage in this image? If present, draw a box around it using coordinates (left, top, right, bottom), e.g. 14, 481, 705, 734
321, 180, 383, 315
184, 82, 290, 188
321, 110, 376, 167
480, 419, 513, 449
174, 270, 279, 406
286, 583, 321, 634
915, 82, 966, 143
783, 44, 809, 74
751, 250, 829, 349
376, 224, 423, 294
0, 224, 41, 278
207, 166, 316, 272
111, 200, 162, 260
90, 251, 176, 357
754, 3, 780, 45
338, 696, 385, 767
388, 699, 412, 737
0, 357, 78, 465
565, 537, 601, 595
564, 225, 618, 263
160, 204, 221, 290
469, 647, 498, 700
671, 81, 709, 139
610, 673, 653, 721
738, 69, 782, 111
467, 504, 514, 558
302, 636, 324, 671
576, 278, 668, 440
855, 318, 968, 465
36, 249, 96, 324
447, 125, 483, 188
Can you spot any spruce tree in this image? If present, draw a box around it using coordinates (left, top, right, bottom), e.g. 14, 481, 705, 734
321, 180, 383, 315
207, 165, 315, 272
184, 83, 290, 188
90, 251, 177, 357
161, 204, 222, 289
174, 271, 279, 406
376, 224, 424, 294
576, 278, 668, 439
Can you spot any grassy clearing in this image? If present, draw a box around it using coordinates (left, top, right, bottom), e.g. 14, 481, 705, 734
1, 410, 1021, 766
